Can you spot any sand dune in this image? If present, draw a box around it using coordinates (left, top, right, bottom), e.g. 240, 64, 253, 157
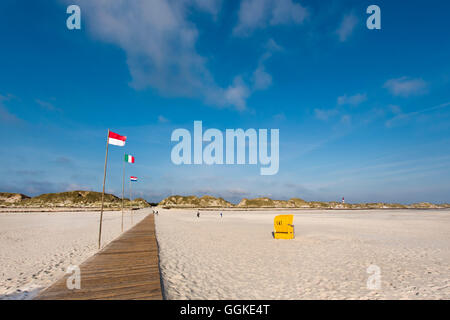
155, 209, 450, 299
0, 210, 149, 299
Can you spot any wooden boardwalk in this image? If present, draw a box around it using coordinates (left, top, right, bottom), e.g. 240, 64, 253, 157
36, 214, 163, 300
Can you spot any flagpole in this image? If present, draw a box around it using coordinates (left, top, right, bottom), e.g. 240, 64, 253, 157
130, 179, 133, 224
98, 129, 110, 250
121, 152, 125, 233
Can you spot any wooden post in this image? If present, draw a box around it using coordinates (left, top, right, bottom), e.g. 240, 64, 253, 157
121, 153, 125, 233
98, 129, 110, 250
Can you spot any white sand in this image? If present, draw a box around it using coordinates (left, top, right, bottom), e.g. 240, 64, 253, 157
155, 209, 450, 299
0, 209, 149, 300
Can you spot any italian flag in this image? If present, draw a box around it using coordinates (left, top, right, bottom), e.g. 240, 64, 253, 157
130, 176, 138, 182
108, 131, 127, 146
124, 154, 135, 163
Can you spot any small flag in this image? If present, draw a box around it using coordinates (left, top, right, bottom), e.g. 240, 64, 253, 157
130, 176, 138, 182
108, 131, 127, 146
124, 154, 135, 163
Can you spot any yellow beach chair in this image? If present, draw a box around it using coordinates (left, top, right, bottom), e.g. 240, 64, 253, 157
273, 215, 295, 239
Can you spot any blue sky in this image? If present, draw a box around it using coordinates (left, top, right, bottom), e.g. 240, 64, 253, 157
1, 0, 449, 203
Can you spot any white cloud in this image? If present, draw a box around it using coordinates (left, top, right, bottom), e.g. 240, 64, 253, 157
385, 101, 450, 127
250, 38, 283, 91
337, 93, 367, 106
270, 0, 308, 25
252, 66, 272, 90
224, 38, 282, 105
0, 93, 14, 102
384, 77, 428, 97
336, 13, 358, 42
35, 99, 60, 112
223, 77, 251, 111
273, 112, 286, 121
192, 0, 222, 16
70, 0, 267, 110
233, 0, 308, 36
389, 105, 402, 114
0, 105, 20, 124
314, 108, 338, 121
158, 115, 169, 123
0, 94, 21, 124
265, 38, 284, 52
316, 93, 366, 122
340, 114, 351, 125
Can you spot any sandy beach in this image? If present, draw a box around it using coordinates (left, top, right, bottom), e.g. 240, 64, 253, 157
1, 208, 449, 300
155, 209, 450, 299
0, 209, 149, 299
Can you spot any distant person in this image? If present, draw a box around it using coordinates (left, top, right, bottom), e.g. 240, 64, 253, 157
220, 212, 222, 218
197, 211, 200, 218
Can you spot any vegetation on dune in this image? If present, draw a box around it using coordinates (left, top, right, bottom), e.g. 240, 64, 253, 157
0, 192, 30, 205
0, 191, 151, 208
1, 191, 449, 209
159, 195, 233, 208
158, 195, 450, 209
23, 191, 120, 205
237, 197, 276, 207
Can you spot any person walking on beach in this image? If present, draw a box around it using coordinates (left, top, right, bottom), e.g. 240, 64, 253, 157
197, 211, 200, 218
220, 212, 222, 218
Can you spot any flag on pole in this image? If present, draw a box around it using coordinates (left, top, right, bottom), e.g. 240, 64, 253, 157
108, 131, 127, 146
130, 176, 138, 182
124, 154, 135, 163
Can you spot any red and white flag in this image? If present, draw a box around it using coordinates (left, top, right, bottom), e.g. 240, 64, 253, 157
130, 176, 138, 182
108, 131, 127, 146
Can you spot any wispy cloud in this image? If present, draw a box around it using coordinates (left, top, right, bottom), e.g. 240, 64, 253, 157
265, 38, 284, 52
273, 112, 286, 121
336, 13, 358, 42
0, 105, 20, 124
252, 65, 272, 91
35, 99, 61, 112
158, 115, 169, 123
385, 101, 450, 127
389, 104, 402, 114
315, 93, 366, 122
14, 170, 44, 177
54, 156, 73, 165
221, 38, 282, 109
251, 39, 284, 92
71, 0, 271, 111
340, 114, 351, 125
233, 0, 309, 36
314, 108, 338, 121
384, 77, 428, 97
337, 93, 367, 106
223, 76, 251, 111
0, 94, 21, 124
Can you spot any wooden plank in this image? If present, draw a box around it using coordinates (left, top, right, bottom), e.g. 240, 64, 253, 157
35, 214, 163, 300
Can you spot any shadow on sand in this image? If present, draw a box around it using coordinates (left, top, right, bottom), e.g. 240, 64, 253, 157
0, 287, 43, 300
